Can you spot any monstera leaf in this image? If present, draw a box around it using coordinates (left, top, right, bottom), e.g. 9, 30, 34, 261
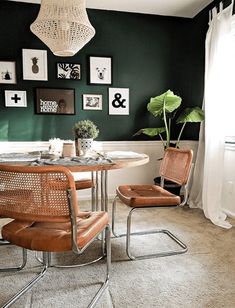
177, 107, 205, 123
134, 127, 166, 137
147, 90, 182, 117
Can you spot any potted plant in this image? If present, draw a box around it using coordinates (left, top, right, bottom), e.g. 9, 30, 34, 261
72, 119, 99, 156
134, 89, 205, 193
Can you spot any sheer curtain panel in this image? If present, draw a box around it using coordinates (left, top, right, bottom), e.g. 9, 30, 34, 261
189, 1, 235, 229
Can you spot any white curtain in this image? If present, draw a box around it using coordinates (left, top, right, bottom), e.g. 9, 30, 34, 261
189, 1, 235, 229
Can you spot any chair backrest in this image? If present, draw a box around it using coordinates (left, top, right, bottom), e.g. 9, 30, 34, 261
159, 147, 193, 185
0, 164, 78, 222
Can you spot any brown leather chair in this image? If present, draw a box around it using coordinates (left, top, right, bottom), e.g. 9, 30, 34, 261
0, 165, 111, 307
112, 147, 193, 260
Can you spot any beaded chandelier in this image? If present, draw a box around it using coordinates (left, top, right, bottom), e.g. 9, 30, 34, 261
30, 0, 95, 57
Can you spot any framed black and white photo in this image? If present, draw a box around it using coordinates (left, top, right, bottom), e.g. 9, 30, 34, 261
83, 94, 102, 110
35, 88, 75, 115
0, 61, 16, 84
5, 90, 27, 107
109, 88, 129, 115
57, 63, 81, 80
88, 56, 112, 85
22, 49, 48, 81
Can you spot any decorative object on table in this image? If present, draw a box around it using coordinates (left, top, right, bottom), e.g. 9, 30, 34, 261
57, 63, 81, 80
22, 49, 48, 81
72, 119, 99, 156
35, 88, 75, 115
62, 141, 76, 157
30, 0, 95, 57
5, 90, 27, 108
48, 138, 64, 157
109, 87, 129, 115
0, 61, 16, 84
134, 89, 205, 148
83, 94, 102, 110
88, 56, 112, 85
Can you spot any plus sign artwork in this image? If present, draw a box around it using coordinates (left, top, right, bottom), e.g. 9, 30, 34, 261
4, 91, 27, 107
109, 88, 129, 115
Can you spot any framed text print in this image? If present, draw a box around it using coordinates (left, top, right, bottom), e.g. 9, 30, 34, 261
0, 61, 16, 84
5, 90, 27, 107
22, 49, 48, 81
35, 88, 75, 115
88, 56, 112, 85
109, 88, 129, 115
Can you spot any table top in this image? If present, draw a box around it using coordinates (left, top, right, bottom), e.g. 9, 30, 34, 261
0, 153, 149, 172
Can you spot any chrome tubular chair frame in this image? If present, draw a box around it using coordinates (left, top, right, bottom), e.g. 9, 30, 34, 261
112, 195, 188, 261
0, 166, 111, 308
111, 147, 193, 261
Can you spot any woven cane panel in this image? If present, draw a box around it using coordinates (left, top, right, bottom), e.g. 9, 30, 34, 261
159, 148, 193, 185
0, 169, 72, 222
30, 0, 95, 56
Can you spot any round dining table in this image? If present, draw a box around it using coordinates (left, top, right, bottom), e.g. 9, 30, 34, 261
0, 153, 149, 212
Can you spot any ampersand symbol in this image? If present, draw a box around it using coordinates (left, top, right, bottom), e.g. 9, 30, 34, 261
112, 93, 126, 108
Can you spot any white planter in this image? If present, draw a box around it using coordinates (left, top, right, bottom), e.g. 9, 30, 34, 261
77, 138, 93, 156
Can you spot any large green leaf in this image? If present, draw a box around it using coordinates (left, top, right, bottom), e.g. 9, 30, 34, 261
134, 127, 166, 137
147, 90, 182, 117
177, 107, 205, 123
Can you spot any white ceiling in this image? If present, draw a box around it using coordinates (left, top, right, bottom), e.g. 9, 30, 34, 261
7, 0, 214, 18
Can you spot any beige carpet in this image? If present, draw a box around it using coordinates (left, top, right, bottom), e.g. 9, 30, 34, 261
0, 201, 235, 308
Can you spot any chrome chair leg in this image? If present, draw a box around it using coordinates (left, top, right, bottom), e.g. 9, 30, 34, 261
1, 252, 49, 308
0, 238, 10, 245
0, 248, 27, 272
112, 195, 125, 238
88, 225, 111, 308
126, 207, 188, 260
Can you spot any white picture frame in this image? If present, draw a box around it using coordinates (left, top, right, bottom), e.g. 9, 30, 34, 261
22, 49, 48, 81
109, 88, 129, 115
0, 61, 16, 84
83, 94, 103, 110
5, 90, 27, 107
89, 56, 112, 85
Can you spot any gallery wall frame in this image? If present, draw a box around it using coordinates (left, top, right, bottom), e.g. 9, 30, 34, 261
5, 90, 27, 107
88, 56, 112, 85
0, 61, 16, 84
57, 63, 81, 80
35, 88, 75, 115
83, 94, 103, 110
109, 87, 129, 115
22, 49, 48, 81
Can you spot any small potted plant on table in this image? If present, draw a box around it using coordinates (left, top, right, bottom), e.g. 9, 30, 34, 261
72, 119, 99, 156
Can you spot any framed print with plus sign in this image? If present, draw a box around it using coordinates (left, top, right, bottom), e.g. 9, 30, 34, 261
109, 88, 129, 115
4, 90, 27, 107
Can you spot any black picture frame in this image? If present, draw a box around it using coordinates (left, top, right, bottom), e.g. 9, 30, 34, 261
35, 88, 75, 115
88, 56, 112, 85
56, 62, 81, 80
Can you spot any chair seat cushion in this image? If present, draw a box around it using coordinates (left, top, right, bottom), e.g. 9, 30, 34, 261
75, 179, 95, 190
117, 185, 181, 207
2, 211, 108, 252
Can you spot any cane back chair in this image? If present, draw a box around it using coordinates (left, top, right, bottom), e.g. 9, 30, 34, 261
112, 147, 193, 260
0, 164, 111, 308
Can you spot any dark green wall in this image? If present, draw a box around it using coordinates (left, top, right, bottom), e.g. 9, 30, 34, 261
0, 0, 205, 141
